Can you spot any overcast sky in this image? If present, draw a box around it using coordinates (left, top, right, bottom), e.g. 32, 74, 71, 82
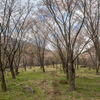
21, 0, 40, 5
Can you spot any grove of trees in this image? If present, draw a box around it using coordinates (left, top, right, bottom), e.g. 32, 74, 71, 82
0, 0, 100, 92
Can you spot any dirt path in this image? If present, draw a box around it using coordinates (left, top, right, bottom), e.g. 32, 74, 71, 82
43, 80, 62, 100
44, 82, 54, 100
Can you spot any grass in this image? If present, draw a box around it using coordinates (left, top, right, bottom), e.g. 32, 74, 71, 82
0, 65, 100, 100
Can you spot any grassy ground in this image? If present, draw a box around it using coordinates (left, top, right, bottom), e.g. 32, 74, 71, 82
0, 65, 100, 100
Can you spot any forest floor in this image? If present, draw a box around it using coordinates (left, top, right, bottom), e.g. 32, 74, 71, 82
0, 65, 100, 100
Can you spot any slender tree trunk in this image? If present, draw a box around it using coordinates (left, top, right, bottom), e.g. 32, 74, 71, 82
66, 62, 69, 81
96, 63, 99, 75
68, 51, 75, 91
74, 62, 76, 69
42, 65, 45, 72
15, 67, 19, 76
40, 60, 45, 72
95, 54, 99, 75
10, 64, 15, 79
96, 68, 99, 75
0, 70, 7, 91
69, 62, 75, 91
0, 23, 7, 91
77, 57, 79, 69
62, 61, 66, 73
66, 57, 69, 81
23, 60, 26, 71
41, 62, 45, 72
53, 63, 55, 68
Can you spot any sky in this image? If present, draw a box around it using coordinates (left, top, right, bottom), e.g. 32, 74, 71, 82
21, 0, 40, 5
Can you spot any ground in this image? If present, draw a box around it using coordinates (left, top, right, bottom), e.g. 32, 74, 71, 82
0, 65, 100, 100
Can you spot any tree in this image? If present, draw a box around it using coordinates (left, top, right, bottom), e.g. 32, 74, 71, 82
0, 23, 6, 91
0, 0, 33, 91
13, 40, 26, 75
40, 0, 87, 91
28, 20, 48, 72
23, 56, 27, 71
0, 0, 33, 79
84, 0, 100, 75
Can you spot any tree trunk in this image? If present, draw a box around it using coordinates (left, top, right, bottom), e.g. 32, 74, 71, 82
68, 51, 75, 91
77, 57, 79, 69
66, 61, 69, 81
62, 61, 66, 73
10, 65, 15, 79
95, 55, 99, 75
0, 70, 7, 91
41, 62, 45, 72
96, 68, 99, 75
15, 67, 19, 76
43, 65, 45, 72
69, 63, 75, 91
53, 63, 55, 68
66, 68, 69, 81
74, 62, 76, 69
0, 24, 7, 91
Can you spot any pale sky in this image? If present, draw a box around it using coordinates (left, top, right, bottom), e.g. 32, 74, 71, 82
21, 0, 40, 5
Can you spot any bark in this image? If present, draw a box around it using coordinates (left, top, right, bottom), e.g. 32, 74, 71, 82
0, 70, 7, 91
42, 65, 45, 72
69, 62, 75, 91
41, 62, 45, 72
15, 67, 19, 76
66, 56, 69, 81
95, 52, 99, 75
9, 60, 15, 79
10, 66, 15, 79
74, 62, 76, 69
96, 68, 99, 75
8, 57, 16, 79
0, 23, 7, 91
66, 62, 69, 81
96, 62, 99, 75
23, 59, 27, 71
76, 57, 79, 69
68, 51, 75, 91
62, 61, 66, 73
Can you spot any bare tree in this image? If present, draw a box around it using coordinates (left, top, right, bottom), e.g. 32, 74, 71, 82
0, 0, 33, 79
23, 56, 27, 71
13, 40, 26, 75
0, 23, 6, 91
50, 35, 68, 76
40, 0, 87, 91
28, 20, 48, 72
84, 0, 100, 75
0, 0, 33, 91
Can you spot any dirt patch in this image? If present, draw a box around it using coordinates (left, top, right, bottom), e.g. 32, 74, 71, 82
43, 80, 62, 100
43, 82, 54, 100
